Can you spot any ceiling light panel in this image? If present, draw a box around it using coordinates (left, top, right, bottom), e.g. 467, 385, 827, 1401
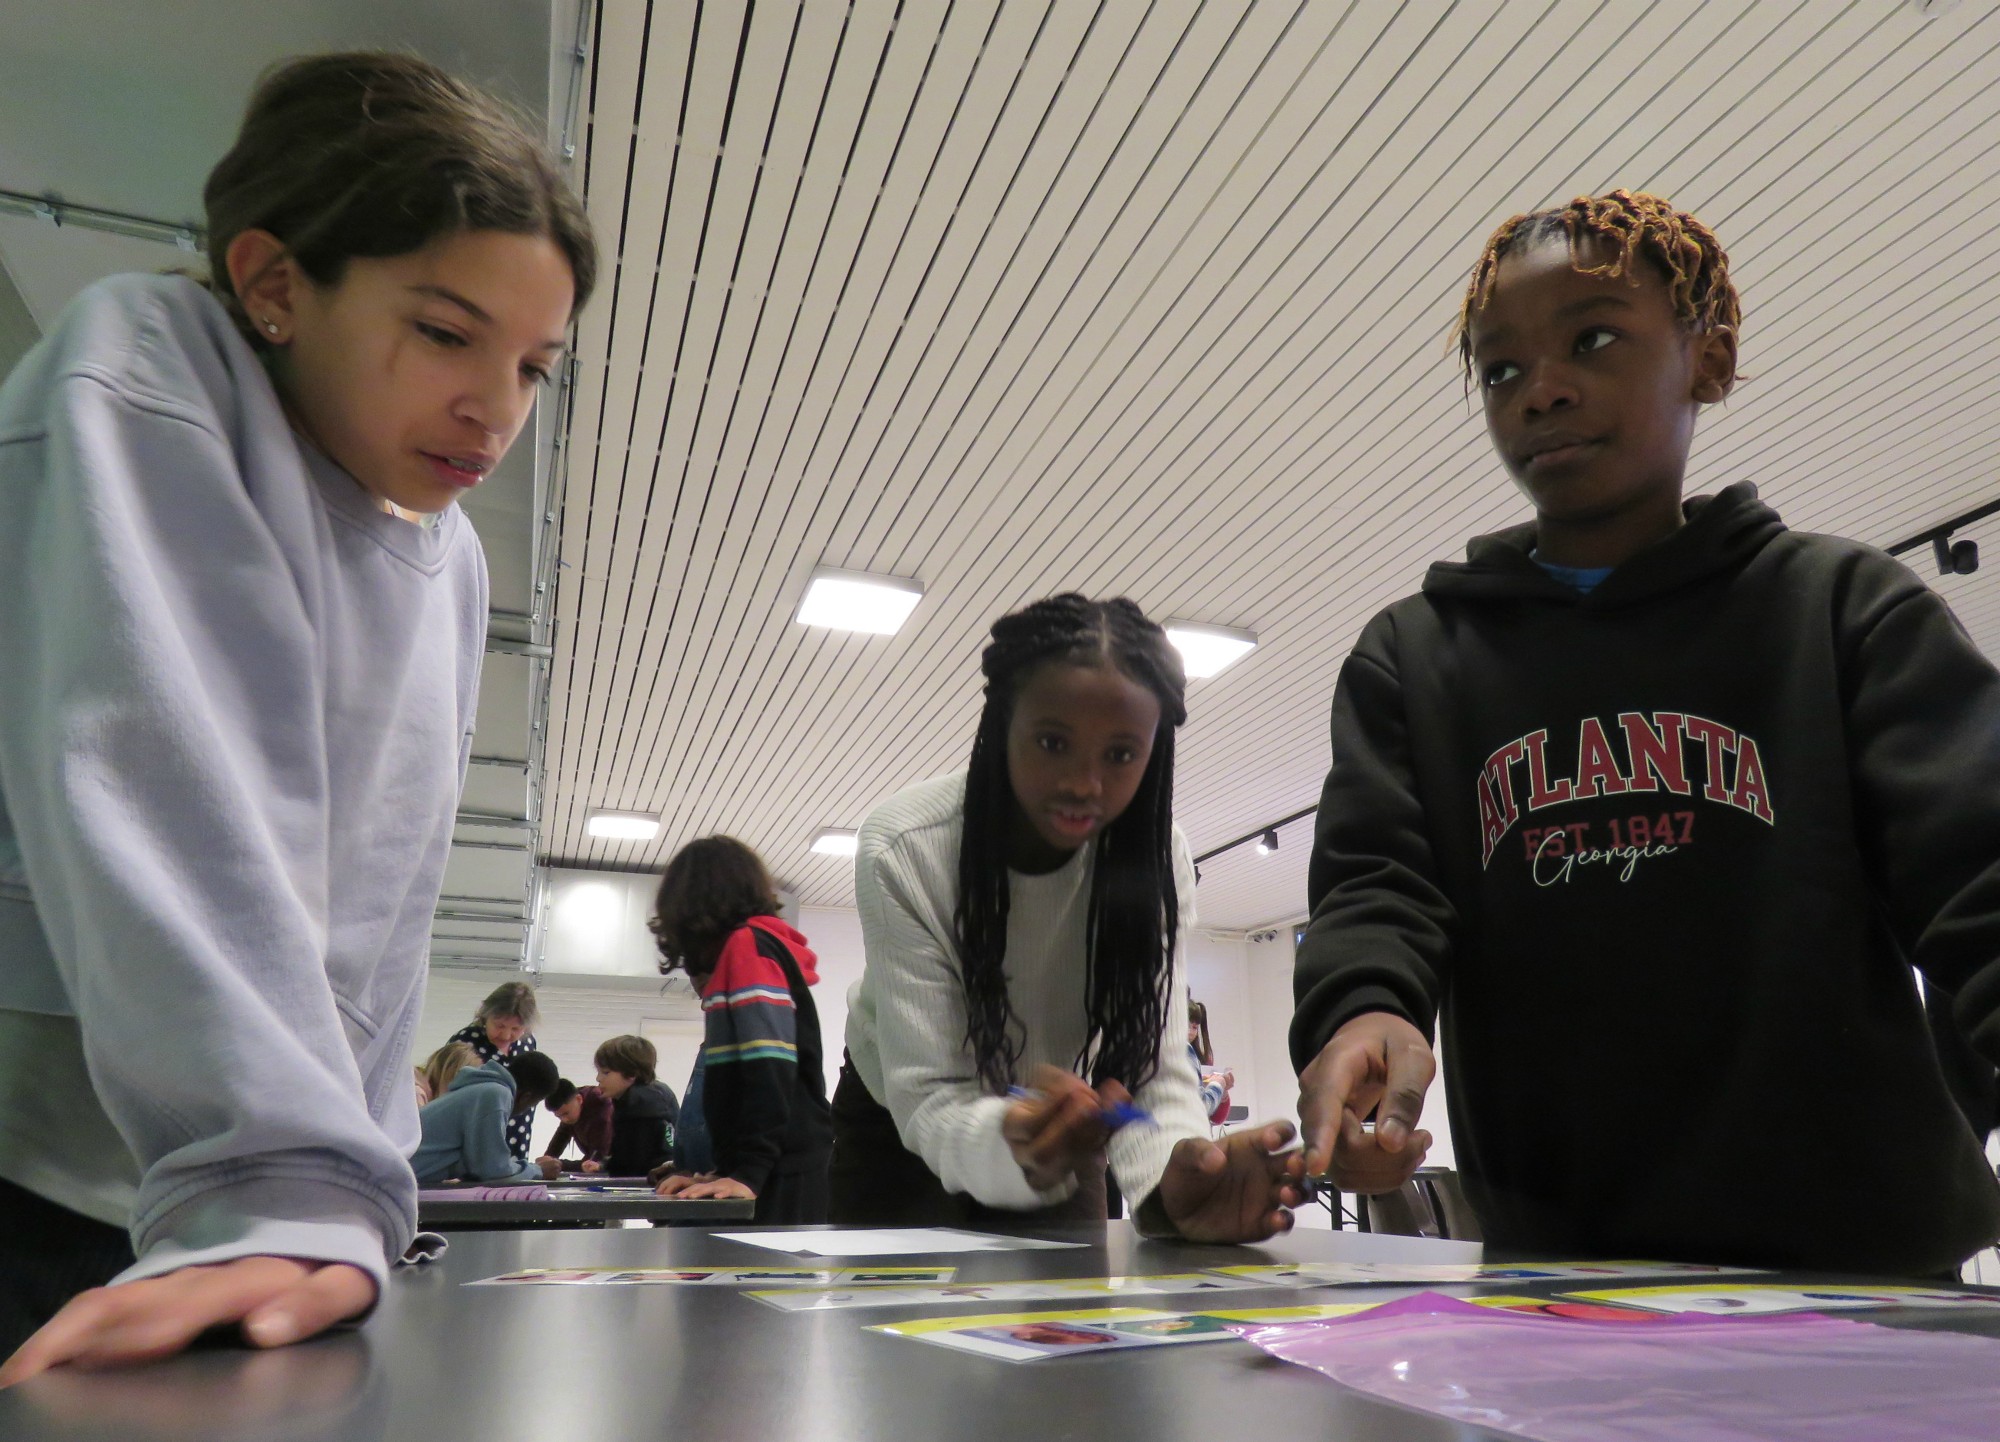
1165, 622, 1259, 679
584, 810, 661, 841
796, 569, 924, 636
811, 829, 860, 857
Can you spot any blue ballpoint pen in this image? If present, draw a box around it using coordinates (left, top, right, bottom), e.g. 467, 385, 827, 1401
1006, 1085, 1155, 1133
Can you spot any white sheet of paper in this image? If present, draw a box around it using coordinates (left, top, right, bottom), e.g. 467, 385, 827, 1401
1235, 1230, 1484, 1266
715, 1227, 1086, 1257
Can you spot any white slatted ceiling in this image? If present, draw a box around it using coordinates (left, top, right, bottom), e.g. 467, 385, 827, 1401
543, 0, 2000, 929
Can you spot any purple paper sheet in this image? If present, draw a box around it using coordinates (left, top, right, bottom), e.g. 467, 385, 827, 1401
1234, 1291, 2000, 1442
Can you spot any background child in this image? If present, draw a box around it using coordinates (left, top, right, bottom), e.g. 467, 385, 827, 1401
538, 1079, 614, 1174
414, 1041, 480, 1109
445, 981, 542, 1164
833, 594, 1304, 1241
672, 1047, 716, 1177
649, 837, 833, 1223
1294, 190, 2000, 1277
1187, 1000, 1233, 1127
0, 51, 593, 1377
594, 1036, 679, 1178
413, 1053, 561, 1184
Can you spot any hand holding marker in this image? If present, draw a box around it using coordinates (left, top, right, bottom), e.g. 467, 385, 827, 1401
1000, 1064, 1150, 1191
1009, 1085, 1155, 1134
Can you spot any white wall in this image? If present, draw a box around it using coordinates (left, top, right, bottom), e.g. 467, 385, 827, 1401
533, 865, 799, 978
535, 869, 660, 977
796, 905, 866, 1087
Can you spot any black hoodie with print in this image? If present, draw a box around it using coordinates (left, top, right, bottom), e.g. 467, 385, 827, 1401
1292, 483, 2000, 1275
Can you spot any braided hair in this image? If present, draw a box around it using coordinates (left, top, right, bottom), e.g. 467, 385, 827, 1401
955, 594, 1189, 1095
1454, 189, 1740, 385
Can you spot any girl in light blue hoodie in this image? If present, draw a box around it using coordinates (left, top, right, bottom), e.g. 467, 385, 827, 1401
0, 52, 595, 1379
413, 1053, 561, 1186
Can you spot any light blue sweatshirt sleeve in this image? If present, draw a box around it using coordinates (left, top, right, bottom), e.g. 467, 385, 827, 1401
0, 284, 416, 1291
463, 1089, 540, 1184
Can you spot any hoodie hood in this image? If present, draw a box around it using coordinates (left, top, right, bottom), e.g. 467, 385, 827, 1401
747, 914, 820, 986
618, 1078, 678, 1119
1422, 481, 1787, 610
446, 1058, 516, 1096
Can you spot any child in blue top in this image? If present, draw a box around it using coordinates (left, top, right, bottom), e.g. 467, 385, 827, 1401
0, 52, 594, 1377
413, 1054, 562, 1185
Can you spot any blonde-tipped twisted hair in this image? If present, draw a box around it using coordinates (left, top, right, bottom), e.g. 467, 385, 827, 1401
1454, 190, 1741, 384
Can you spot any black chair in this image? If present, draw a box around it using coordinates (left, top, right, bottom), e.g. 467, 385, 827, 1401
1357, 1166, 1483, 1243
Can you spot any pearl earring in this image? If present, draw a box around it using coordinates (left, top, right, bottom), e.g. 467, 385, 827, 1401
263, 320, 280, 336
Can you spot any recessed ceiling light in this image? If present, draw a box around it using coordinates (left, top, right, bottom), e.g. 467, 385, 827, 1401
811, 828, 860, 857
1164, 621, 1259, 679
585, 809, 660, 841
796, 568, 924, 636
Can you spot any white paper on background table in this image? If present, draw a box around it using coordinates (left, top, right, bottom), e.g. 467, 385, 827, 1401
714, 1227, 1086, 1257
871, 1302, 1378, 1362
1263, 1230, 1484, 1265
750, 1271, 1270, 1312
467, 1265, 959, 1287
1208, 1259, 1766, 1288
1562, 1283, 2000, 1316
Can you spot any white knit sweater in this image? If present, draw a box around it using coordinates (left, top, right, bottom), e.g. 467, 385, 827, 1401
847, 773, 1211, 1210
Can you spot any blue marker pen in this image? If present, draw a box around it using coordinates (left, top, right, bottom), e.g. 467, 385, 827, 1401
1007, 1086, 1155, 1134
1099, 1099, 1154, 1132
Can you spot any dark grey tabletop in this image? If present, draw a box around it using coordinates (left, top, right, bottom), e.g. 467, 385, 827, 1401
416, 1190, 754, 1227
5, 1224, 1998, 1442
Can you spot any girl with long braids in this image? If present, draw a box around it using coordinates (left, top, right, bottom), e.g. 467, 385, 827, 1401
831, 595, 1303, 1239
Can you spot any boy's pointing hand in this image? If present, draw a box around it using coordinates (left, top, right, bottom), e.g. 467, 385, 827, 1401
1299, 1012, 1436, 1195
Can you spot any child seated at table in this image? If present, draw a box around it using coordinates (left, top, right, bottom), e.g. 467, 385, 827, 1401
537, 1079, 614, 1174
594, 1036, 679, 1177
413, 1041, 479, 1109
413, 1053, 561, 1184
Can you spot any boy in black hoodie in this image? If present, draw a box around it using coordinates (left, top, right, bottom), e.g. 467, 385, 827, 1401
593, 1036, 678, 1178
1293, 190, 2000, 1277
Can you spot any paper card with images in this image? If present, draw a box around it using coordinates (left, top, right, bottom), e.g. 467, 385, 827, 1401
1559, 1284, 2000, 1317
468, 1265, 959, 1287
870, 1302, 1377, 1362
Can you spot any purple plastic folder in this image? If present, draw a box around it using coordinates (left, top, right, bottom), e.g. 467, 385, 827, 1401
1233, 1292, 2000, 1442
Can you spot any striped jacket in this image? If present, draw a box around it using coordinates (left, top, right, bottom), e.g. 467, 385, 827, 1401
698, 916, 832, 1192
